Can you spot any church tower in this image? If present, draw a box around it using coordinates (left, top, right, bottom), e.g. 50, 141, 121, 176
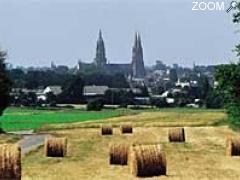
132, 33, 145, 79
94, 30, 107, 67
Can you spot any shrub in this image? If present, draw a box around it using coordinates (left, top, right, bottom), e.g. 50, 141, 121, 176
87, 98, 104, 111
150, 98, 168, 108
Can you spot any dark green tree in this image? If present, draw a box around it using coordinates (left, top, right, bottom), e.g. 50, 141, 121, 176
46, 92, 57, 106
58, 74, 84, 104
104, 89, 134, 106
0, 49, 12, 116
215, 64, 240, 127
213, 5, 240, 127
87, 98, 104, 111
8, 68, 25, 88
205, 90, 223, 109
84, 72, 129, 88
169, 69, 178, 82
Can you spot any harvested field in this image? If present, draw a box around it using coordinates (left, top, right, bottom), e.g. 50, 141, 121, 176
1, 109, 236, 179
22, 126, 240, 180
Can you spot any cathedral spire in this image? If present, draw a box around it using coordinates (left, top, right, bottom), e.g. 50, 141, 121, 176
99, 29, 103, 41
94, 29, 107, 67
137, 34, 142, 50
132, 32, 145, 79
134, 32, 138, 48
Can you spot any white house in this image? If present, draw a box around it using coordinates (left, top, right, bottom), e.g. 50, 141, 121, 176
43, 86, 62, 95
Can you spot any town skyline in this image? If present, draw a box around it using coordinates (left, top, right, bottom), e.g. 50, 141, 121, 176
0, 0, 237, 67
5, 29, 236, 69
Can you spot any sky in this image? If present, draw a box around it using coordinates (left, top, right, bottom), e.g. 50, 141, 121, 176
0, 0, 239, 67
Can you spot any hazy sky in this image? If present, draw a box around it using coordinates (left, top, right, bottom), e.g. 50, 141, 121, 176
0, 0, 239, 67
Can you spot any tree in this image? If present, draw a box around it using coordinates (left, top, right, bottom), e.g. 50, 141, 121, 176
169, 69, 178, 82
104, 89, 134, 106
84, 72, 129, 88
151, 86, 164, 95
87, 98, 104, 111
198, 76, 211, 101
215, 64, 240, 128
58, 74, 84, 104
8, 68, 25, 88
150, 97, 168, 108
205, 90, 223, 109
0, 49, 12, 116
139, 85, 149, 97
46, 92, 57, 106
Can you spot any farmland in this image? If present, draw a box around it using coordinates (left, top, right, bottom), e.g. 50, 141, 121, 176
23, 126, 240, 180
2, 107, 240, 179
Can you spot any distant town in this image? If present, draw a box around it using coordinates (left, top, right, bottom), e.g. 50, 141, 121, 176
7, 30, 222, 110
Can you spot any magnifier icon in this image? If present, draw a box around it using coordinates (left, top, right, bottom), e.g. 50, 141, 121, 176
226, 1, 238, 13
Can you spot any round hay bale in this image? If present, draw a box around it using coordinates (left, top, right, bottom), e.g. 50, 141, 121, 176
109, 144, 129, 165
226, 137, 240, 156
168, 128, 185, 142
101, 125, 113, 135
121, 124, 133, 134
0, 144, 21, 180
45, 137, 67, 157
129, 145, 166, 177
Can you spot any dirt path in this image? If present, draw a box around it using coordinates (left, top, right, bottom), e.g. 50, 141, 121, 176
10, 131, 51, 155
18, 134, 51, 155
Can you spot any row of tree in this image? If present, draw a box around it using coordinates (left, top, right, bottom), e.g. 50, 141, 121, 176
8, 69, 129, 90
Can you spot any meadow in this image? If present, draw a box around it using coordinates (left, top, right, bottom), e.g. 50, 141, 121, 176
0, 107, 130, 131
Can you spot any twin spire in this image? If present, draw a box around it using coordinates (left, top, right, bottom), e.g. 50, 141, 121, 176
94, 30, 145, 79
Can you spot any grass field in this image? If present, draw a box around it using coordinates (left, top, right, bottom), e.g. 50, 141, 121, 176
0, 107, 131, 131
40, 108, 227, 131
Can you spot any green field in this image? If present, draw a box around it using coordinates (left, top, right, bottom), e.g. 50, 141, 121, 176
0, 107, 130, 131
0, 107, 227, 131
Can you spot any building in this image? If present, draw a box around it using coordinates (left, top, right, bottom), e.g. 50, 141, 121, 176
43, 86, 62, 95
83, 85, 109, 97
78, 30, 146, 79
83, 85, 109, 101
132, 33, 145, 79
94, 30, 107, 67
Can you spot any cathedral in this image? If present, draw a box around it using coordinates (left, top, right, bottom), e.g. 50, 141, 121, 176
78, 30, 146, 79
